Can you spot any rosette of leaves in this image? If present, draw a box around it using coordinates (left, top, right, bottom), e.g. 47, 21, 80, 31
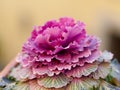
0, 17, 120, 90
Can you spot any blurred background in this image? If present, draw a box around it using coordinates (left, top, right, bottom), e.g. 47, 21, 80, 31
0, 0, 120, 70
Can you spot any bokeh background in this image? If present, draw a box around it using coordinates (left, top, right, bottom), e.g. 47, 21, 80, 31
0, 0, 120, 70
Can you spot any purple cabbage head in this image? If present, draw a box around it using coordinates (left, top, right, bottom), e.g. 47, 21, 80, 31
16, 17, 101, 78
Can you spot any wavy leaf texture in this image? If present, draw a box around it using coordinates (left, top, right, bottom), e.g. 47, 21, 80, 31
29, 80, 65, 90
97, 50, 113, 62
13, 82, 30, 90
29, 80, 42, 90
10, 65, 35, 81
110, 59, 120, 81
99, 80, 120, 90
12, 80, 66, 90
91, 62, 111, 79
66, 63, 98, 78
37, 74, 71, 88
66, 77, 99, 90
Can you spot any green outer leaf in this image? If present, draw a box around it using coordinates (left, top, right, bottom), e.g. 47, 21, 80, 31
29, 80, 42, 90
98, 80, 120, 90
66, 77, 99, 90
37, 74, 71, 88
110, 59, 120, 81
66, 63, 98, 78
105, 74, 113, 83
13, 82, 30, 90
29, 79, 67, 90
91, 62, 111, 79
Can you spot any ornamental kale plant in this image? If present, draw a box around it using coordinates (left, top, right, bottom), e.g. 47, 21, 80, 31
0, 17, 120, 90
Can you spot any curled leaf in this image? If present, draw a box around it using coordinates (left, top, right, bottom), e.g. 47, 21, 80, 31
99, 80, 120, 90
91, 62, 111, 79
66, 63, 98, 78
10, 65, 36, 81
110, 59, 120, 81
37, 74, 71, 88
13, 82, 30, 90
66, 77, 99, 90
